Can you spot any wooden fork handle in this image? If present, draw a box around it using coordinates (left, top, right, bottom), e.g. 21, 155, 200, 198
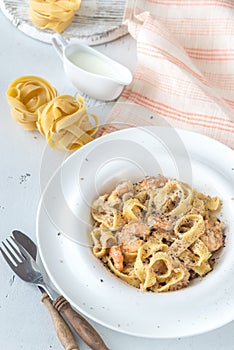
53, 295, 109, 350
41, 293, 80, 350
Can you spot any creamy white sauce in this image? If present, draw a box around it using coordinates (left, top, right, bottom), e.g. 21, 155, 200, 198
68, 51, 118, 79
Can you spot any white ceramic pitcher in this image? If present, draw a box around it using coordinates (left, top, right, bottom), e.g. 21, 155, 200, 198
51, 34, 133, 101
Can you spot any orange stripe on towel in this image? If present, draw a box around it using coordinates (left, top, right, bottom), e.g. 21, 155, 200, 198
121, 90, 234, 133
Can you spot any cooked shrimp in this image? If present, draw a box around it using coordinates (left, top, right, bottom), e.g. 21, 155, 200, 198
153, 218, 171, 231
147, 214, 174, 232
200, 218, 224, 252
109, 246, 124, 272
122, 239, 142, 253
117, 222, 150, 246
114, 180, 133, 197
137, 175, 168, 191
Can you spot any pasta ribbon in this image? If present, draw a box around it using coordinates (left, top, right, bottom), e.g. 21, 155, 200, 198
180, 239, 211, 276
107, 257, 141, 288
92, 194, 126, 230
170, 214, 205, 257
192, 261, 212, 276
157, 268, 187, 292
6, 76, 57, 130
29, 0, 81, 33
134, 242, 170, 290
91, 228, 117, 258
37, 94, 99, 151
190, 239, 211, 266
153, 180, 193, 217
92, 210, 126, 231
134, 242, 188, 292
149, 251, 173, 282
122, 198, 146, 222
197, 193, 221, 211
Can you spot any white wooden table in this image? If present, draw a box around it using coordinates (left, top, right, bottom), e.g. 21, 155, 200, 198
0, 10, 234, 350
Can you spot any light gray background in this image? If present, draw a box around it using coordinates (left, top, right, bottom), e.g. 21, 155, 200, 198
0, 10, 233, 350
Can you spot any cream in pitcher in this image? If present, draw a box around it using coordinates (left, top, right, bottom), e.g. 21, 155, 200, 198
68, 51, 120, 79
51, 34, 132, 101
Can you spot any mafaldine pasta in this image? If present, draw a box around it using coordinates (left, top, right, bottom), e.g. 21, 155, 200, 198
90, 176, 225, 292
29, 0, 81, 33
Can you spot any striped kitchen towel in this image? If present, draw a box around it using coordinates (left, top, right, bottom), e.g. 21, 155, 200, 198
106, 0, 234, 148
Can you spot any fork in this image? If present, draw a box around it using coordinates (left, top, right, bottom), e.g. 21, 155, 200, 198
0, 237, 80, 350
0, 236, 109, 350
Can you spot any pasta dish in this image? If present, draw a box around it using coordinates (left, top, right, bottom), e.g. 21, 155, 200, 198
90, 176, 224, 292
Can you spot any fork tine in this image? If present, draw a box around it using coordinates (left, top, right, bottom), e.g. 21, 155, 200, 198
0, 246, 17, 270
6, 238, 23, 260
11, 237, 33, 261
1, 241, 20, 265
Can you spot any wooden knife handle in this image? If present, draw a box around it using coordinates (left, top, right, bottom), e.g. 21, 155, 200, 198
41, 293, 80, 350
53, 295, 109, 350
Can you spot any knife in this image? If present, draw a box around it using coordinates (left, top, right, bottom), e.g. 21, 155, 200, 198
12, 230, 109, 350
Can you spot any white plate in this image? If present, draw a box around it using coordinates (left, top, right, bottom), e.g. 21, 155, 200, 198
0, 0, 127, 45
36, 126, 234, 338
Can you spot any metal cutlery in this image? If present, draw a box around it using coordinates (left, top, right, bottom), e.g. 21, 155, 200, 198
0, 236, 79, 350
0, 232, 109, 350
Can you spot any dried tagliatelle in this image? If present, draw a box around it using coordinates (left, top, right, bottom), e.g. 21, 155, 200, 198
37, 94, 99, 151
29, 0, 81, 33
90, 176, 225, 292
6, 76, 57, 130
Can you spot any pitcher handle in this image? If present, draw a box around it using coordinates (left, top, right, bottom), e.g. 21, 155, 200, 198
51, 34, 68, 59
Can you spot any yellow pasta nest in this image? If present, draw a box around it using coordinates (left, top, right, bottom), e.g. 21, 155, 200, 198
90, 176, 225, 293
6, 76, 99, 152
37, 94, 99, 151
6, 76, 57, 130
29, 0, 81, 33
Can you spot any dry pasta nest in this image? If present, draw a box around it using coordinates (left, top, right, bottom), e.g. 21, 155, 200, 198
6, 76, 99, 152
